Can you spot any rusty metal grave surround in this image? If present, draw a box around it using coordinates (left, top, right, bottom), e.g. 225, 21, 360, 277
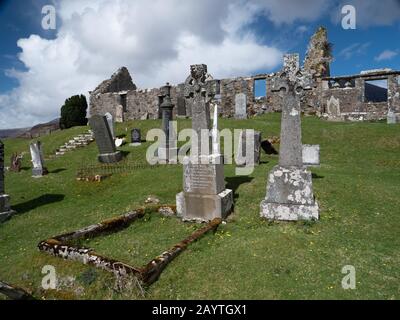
38, 206, 221, 286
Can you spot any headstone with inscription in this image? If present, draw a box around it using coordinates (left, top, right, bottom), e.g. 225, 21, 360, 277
30, 141, 48, 177
235, 130, 261, 167
235, 93, 247, 119
176, 64, 232, 221
260, 54, 319, 221
89, 115, 122, 163
0, 140, 16, 223
130, 128, 141, 146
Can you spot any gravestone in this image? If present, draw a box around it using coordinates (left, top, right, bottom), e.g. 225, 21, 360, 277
10, 153, 22, 172
260, 54, 319, 221
130, 128, 141, 146
327, 95, 341, 119
235, 130, 261, 167
302, 144, 320, 166
176, 64, 232, 221
30, 141, 48, 177
115, 105, 124, 123
105, 112, 115, 139
158, 83, 178, 164
0, 141, 16, 222
235, 93, 247, 119
89, 115, 122, 163
387, 110, 397, 124
177, 96, 187, 118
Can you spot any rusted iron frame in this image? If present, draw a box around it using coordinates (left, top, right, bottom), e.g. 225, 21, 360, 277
38, 207, 221, 286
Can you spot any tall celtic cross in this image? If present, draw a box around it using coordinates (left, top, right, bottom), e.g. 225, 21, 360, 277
271, 54, 314, 167
184, 64, 218, 156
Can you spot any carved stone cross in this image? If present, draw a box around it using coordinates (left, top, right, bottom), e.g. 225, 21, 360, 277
271, 54, 314, 167
184, 64, 218, 156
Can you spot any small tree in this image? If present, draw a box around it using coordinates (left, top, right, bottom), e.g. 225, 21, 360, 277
60, 94, 88, 129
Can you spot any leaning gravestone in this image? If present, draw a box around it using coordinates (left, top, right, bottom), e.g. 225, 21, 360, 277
235, 130, 261, 167
260, 54, 319, 221
30, 141, 48, 177
176, 64, 232, 221
105, 112, 115, 139
89, 115, 122, 163
130, 128, 141, 146
235, 93, 247, 119
0, 140, 16, 222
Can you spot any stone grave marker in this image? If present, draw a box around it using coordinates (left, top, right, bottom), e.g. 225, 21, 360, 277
235, 130, 261, 167
235, 93, 247, 119
176, 64, 233, 221
130, 128, 142, 146
177, 96, 187, 118
105, 112, 115, 139
387, 110, 397, 124
30, 141, 48, 177
260, 54, 319, 221
0, 140, 16, 223
89, 115, 122, 163
158, 83, 178, 164
302, 144, 320, 166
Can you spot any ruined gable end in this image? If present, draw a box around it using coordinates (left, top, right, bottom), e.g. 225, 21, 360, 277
92, 67, 137, 95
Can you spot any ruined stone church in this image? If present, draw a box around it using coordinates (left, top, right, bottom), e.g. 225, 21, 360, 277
89, 27, 400, 123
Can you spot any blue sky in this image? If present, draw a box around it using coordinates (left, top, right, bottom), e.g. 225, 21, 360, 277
0, 0, 399, 128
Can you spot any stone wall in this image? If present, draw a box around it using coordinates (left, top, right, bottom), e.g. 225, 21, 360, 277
321, 71, 400, 121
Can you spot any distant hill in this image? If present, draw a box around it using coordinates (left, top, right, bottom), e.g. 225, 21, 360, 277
0, 118, 60, 139
0, 128, 30, 139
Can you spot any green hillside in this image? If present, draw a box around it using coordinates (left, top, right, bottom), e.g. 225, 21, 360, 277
1, 113, 399, 299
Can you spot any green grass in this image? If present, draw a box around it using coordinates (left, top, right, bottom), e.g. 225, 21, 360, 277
0, 113, 399, 300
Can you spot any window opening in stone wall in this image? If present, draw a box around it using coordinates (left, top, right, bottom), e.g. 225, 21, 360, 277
254, 78, 267, 98
364, 79, 388, 102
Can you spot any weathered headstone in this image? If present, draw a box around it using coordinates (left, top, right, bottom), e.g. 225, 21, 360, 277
327, 95, 341, 119
235, 130, 262, 167
0, 141, 16, 222
89, 115, 122, 163
158, 83, 178, 164
115, 105, 124, 123
176, 64, 232, 221
105, 112, 115, 139
130, 128, 141, 146
302, 144, 320, 166
235, 93, 247, 119
10, 153, 22, 172
30, 141, 48, 177
177, 96, 187, 118
387, 110, 397, 124
260, 54, 319, 221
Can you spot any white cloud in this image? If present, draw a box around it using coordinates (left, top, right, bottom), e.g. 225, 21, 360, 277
339, 42, 371, 60
374, 49, 398, 62
0, 0, 290, 129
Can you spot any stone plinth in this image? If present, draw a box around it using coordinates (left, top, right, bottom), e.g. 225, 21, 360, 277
260, 165, 319, 221
176, 155, 233, 222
